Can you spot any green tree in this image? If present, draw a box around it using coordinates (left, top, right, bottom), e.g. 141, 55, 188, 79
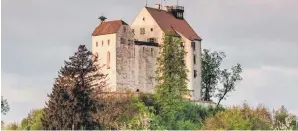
5, 122, 19, 130
42, 45, 107, 130
203, 103, 273, 130
201, 49, 243, 106
20, 109, 44, 130
273, 105, 296, 130
216, 64, 242, 107
201, 49, 226, 101
1, 96, 10, 115
152, 32, 197, 129
203, 106, 251, 130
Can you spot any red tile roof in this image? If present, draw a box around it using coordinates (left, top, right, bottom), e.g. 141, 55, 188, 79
92, 20, 128, 36
146, 7, 202, 41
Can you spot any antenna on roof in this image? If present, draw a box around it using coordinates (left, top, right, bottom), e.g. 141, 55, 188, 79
145, 0, 147, 7
98, 13, 107, 23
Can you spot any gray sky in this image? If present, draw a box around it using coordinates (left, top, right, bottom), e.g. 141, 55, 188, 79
2, 0, 298, 123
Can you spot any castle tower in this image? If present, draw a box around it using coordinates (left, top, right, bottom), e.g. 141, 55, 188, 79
131, 5, 202, 100
92, 4, 202, 100
92, 18, 134, 91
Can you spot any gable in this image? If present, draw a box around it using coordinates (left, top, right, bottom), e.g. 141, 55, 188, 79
145, 7, 201, 41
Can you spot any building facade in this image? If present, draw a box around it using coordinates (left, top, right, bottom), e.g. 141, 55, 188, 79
92, 4, 202, 100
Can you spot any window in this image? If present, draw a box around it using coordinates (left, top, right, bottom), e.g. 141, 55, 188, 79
180, 42, 184, 49
102, 40, 104, 46
194, 55, 196, 64
194, 70, 197, 78
143, 47, 145, 51
132, 29, 134, 34
123, 27, 126, 32
121, 38, 125, 44
148, 38, 156, 43
143, 17, 145, 21
151, 48, 154, 56
151, 28, 153, 31
140, 28, 145, 35
108, 39, 110, 46
96, 42, 98, 47
128, 39, 132, 45
191, 41, 195, 51
107, 52, 110, 69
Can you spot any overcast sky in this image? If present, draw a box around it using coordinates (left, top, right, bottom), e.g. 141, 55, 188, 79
2, 0, 298, 123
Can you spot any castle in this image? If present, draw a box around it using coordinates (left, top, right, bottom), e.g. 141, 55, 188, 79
92, 4, 202, 101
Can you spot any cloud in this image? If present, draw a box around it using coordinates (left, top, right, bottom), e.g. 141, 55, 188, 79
1, 73, 52, 123
222, 65, 298, 116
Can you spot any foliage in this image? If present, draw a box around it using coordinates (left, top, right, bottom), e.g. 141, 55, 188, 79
155, 32, 188, 101
201, 49, 226, 101
152, 32, 193, 130
203, 106, 251, 130
4, 122, 19, 130
203, 103, 273, 130
201, 49, 243, 107
1, 96, 10, 115
117, 97, 155, 130
273, 105, 297, 130
42, 45, 107, 130
19, 109, 44, 130
216, 63, 242, 107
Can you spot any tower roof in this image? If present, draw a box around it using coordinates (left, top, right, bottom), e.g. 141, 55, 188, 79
92, 20, 128, 36
145, 7, 201, 41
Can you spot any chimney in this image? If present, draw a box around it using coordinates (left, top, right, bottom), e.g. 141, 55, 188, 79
163, 6, 173, 12
154, 4, 161, 10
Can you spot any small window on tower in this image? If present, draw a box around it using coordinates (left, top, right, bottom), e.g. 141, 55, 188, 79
151, 48, 154, 56
108, 39, 110, 46
140, 28, 145, 35
143, 17, 145, 21
121, 38, 125, 44
191, 42, 196, 51
180, 42, 184, 49
107, 52, 110, 69
194, 70, 197, 78
148, 38, 156, 43
194, 55, 196, 64
96, 42, 98, 47
151, 28, 153, 31
102, 40, 104, 46
132, 29, 135, 34
123, 27, 126, 32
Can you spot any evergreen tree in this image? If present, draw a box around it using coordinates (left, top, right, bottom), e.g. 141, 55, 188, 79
155, 32, 188, 101
42, 45, 107, 130
153, 32, 189, 129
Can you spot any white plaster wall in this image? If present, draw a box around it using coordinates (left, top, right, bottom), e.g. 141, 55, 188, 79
131, 7, 163, 43
193, 40, 202, 100
92, 34, 117, 91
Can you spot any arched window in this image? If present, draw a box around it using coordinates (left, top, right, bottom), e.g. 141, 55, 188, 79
107, 51, 110, 69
